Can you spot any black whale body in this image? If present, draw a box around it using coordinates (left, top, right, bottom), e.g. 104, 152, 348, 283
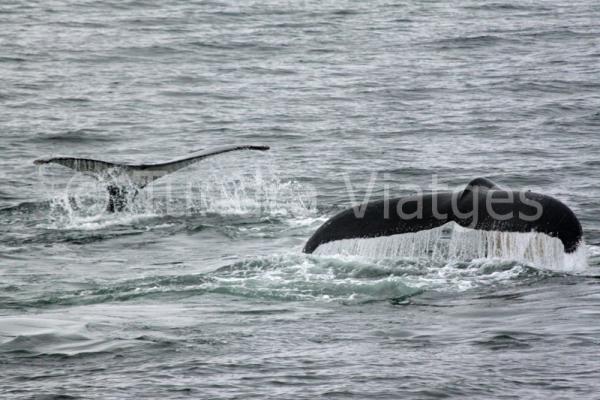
303, 178, 583, 254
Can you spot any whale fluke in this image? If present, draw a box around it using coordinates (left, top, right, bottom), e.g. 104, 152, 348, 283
120, 145, 270, 188
35, 144, 270, 211
303, 178, 583, 254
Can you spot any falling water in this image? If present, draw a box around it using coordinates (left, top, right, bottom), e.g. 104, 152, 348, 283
314, 222, 588, 272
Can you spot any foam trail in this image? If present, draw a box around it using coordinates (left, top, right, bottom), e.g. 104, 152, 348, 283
314, 222, 588, 272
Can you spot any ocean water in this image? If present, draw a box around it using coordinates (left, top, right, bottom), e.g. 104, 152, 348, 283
2, 0, 600, 398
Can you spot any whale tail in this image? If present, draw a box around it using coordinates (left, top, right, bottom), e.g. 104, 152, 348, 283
34, 144, 270, 212
303, 178, 583, 254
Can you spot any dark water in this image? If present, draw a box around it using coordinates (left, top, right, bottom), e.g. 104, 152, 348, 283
2, 1, 600, 398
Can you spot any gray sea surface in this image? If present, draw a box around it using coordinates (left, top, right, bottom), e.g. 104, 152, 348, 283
1, 1, 600, 399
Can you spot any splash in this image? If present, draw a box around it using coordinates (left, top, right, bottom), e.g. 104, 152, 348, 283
314, 222, 588, 273
35, 157, 317, 230
37, 170, 157, 230
181, 162, 316, 218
